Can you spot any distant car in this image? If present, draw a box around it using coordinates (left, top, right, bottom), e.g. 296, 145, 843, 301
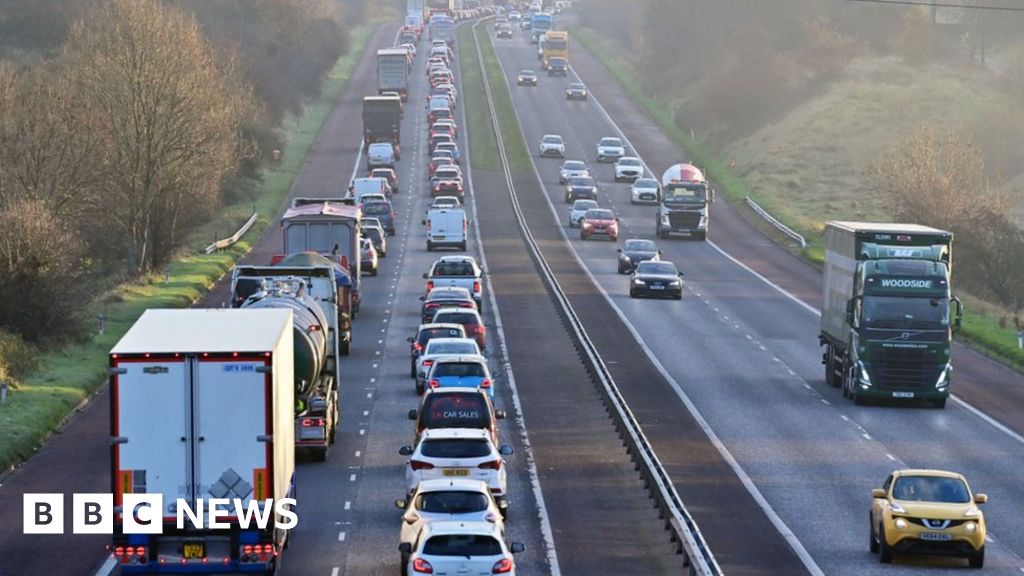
361, 220, 388, 257
421, 286, 476, 322
430, 195, 462, 210
538, 134, 566, 157
617, 239, 661, 274
361, 201, 396, 236
429, 154, 455, 178
564, 176, 598, 203
516, 69, 538, 86
579, 208, 618, 241
359, 237, 378, 276
398, 520, 524, 576
547, 56, 568, 76
369, 167, 399, 194
424, 354, 494, 397
432, 179, 464, 201
399, 428, 513, 507
431, 307, 487, 351
565, 82, 588, 100
395, 478, 505, 563
429, 132, 456, 153
434, 141, 461, 164
414, 337, 481, 393
554, 161, 586, 185
596, 137, 625, 163
431, 166, 464, 189
614, 156, 644, 182
496, 24, 513, 39
870, 469, 988, 568
408, 386, 506, 447
568, 199, 598, 228
629, 261, 684, 299
630, 177, 661, 204
432, 118, 459, 138
408, 323, 467, 377
509, 10, 521, 20
424, 256, 484, 310
399, 42, 417, 58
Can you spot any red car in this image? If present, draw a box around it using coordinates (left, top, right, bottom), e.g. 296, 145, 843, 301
432, 179, 464, 199
429, 124, 456, 141
580, 208, 619, 241
430, 307, 486, 351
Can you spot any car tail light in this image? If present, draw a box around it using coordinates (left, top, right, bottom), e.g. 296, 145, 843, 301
426, 281, 434, 291
473, 325, 485, 334
410, 460, 435, 471
422, 360, 434, 368
428, 379, 440, 389
412, 558, 434, 574
473, 281, 481, 293
478, 459, 502, 470
480, 378, 492, 389
492, 558, 514, 574
414, 342, 423, 352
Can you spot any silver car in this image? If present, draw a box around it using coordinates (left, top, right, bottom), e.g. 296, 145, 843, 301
568, 199, 599, 228
538, 134, 566, 157
596, 136, 625, 163
559, 160, 590, 184
630, 177, 661, 204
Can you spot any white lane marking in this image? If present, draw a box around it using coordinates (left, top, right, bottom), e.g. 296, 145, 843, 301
338, 531, 346, 542
347, 138, 366, 192
493, 50, 824, 576
886, 454, 897, 462
460, 28, 563, 575
820, 399, 830, 406
840, 415, 850, 422
862, 433, 871, 440
359, 429, 365, 436
92, 554, 117, 576
951, 395, 1024, 448
349, 473, 356, 482
331, 567, 340, 576
354, 450, 361, 458
344, 501, 351, 510
366, 392, 373, 399
363, 410, 370, 416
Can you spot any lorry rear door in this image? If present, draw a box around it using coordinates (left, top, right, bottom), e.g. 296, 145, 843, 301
113, 357, 191, 522
194, 357, 271, 513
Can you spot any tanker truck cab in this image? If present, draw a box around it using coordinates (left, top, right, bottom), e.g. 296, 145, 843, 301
656, 163, 714, 240
820, 222, 962, 408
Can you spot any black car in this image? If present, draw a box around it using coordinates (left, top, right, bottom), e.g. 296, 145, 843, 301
516, 69, 538, 86
617, 239, 661, 274
547, 57, 568, 76
496, 25, 513, 39
564, 176, 598, 203
407, 323, 467, 377
629, 261, 684, 300
565, 82, 588, 100
419, 286, 477, 322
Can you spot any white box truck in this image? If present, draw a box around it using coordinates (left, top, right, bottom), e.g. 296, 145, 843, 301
108, 308, 295, 574
377, 48, 411, 100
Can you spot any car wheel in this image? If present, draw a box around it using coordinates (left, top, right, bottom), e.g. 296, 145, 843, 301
460, 241, 467, 251
674, 293, 682, 300
380, 250, 387, 258
695, 231, 707, 241
869, 514, 879, 553
878, 525, 893, 564
629, 289, 637, 298
416, 380, 425, 395
371, 266, 378, 276
565, 194, 571, 204
969, 547, 985, 569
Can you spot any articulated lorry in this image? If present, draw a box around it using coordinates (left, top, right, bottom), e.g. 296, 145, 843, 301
656, 163, 714, 240
378, 48, 411, 101
820, 222, 962, 408
531, 12, 552, 43
362, 95, 402, 157
429, 13, 456, 45
109, 309, 295, 574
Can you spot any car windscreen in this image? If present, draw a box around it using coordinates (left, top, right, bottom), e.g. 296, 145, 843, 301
569, 177, 595, 187
433, 362, 486, 378
435, 170, 460, 179
433, 261, 475, 276
434, 312, 480, 325
418, 327, 465, 346
573, 200, 598, 211
624, 240, 657, 252
599, 138, 621, 147
569, 83, 585, 90
892, 476, 970, 503
416, 491, 489, 514
426, 342, 477, 356
423, 534, 502, 557
422, 394, 489, 428
363, 228, 382, 242
637, 262, 677, 275
362, 203, 390, 216
619, 158, 641, 166
584, 209, 614, 219
543, 136, 562, 143
634, 179, 659, 188
421, 439, 491, 459
563, 161, 585, 171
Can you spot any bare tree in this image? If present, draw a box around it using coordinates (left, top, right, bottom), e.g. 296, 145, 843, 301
63, 0, 255, 272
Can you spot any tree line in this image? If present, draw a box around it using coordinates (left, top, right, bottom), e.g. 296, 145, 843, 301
0, 0, 349, 346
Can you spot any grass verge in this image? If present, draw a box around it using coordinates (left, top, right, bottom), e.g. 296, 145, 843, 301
472, 24, 532, 170
0, 21, 382, 473
570, 26, 1024, 373
458, 25, 500, 170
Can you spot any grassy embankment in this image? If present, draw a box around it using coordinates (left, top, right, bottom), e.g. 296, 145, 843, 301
0, 22, 381, 473
571, 26, 1024, 373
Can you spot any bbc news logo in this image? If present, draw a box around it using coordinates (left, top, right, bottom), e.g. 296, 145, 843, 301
23, 494, 297, 534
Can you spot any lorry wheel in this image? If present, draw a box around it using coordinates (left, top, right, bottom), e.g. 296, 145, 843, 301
416, 381, 425, 395
931, 397, 947, 409
313, 447, 328, 462
825, 350, 840, 388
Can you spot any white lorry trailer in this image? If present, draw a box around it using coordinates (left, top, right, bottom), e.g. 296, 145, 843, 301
108, 308, 295, 574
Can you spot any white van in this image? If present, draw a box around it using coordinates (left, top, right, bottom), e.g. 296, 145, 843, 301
349, 177, 392, 204
367, 142, 396, 169
423, 207, 467, 252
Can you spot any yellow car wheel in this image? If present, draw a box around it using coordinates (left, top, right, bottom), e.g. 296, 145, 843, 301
879, 525, 894, 564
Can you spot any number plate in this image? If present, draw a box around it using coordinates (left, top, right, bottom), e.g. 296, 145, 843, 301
183, 543, 205, 559
443, 468, 470, 477
649, 285, 665, 290
919, 532, 952, 541
432, 235, 446, 240
892, 391, 915, 399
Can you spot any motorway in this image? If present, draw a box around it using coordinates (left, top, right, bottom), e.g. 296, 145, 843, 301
488, 16, 1024, 576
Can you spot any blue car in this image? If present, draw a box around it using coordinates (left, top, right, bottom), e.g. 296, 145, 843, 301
424, 354, 493, 397
362, 200, 396, 236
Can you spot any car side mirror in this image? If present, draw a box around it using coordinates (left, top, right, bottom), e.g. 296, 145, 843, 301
678, 272, 685, 277
951, 295, 963, 334
419, 296, 425, 301
510, 543, 525, 554
495, 409, 507, 419
657, 250, 663, 254
408, 409, 418, 420
398, 543, 412, 554
974, 493, 988, 504
395, 499, 407, 510
616, 248, 622, 253
407, 336, 415, 343
399, 445, 413, 456
422, 273, 429, 279
498, 445, 514, 456
421, 219, 426, 225
871, 488, 886, 499
615, 217, 621, 222
710, 188, 717, 203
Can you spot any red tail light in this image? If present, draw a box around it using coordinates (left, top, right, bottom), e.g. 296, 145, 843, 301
478, 459, 502, 470
412, 558, 434, 574
473, 281, 481, 293
414, 342, 423, 352
492, 558, 514, 574
480, 378, 492, 389
422, 360, 434, 367
428, 379, 440, 389
410, 460, 435, 471
473, 325, 485, 334
426, 281, 434, 291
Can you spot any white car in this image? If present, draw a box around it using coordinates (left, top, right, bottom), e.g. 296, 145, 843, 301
400, 428, 513, 508
596, 137, 625, 163
430, 195, 462, 210
568, 199, 598, 228
614, 156, 644, 181
538, 134, 566, 157
399, 521, 524, 576
395, 478, 505, 553
400, 43, 417, 58
630, 177, 661, 204
415, 337, 481, 393
558, 160, 590, 184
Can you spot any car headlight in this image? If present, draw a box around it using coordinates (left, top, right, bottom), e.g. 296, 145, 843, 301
894, 518, 908, 531
964, 506, 980, 518
669, 280, 681, 287
632, 278, 644, 285
964, 521, 978, 533
890, 502, 906, 514
935, 363, 952, 389
620, 254, 631, 262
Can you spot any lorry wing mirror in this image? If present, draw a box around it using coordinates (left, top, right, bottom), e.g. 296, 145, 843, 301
398, 543, 412, 554
407, 336, 415, 343
616, 248, 622, 253
846, 296, 861, 328
422, 273, 429, 279
711, 188, 717, 203
951, 296, 963, 333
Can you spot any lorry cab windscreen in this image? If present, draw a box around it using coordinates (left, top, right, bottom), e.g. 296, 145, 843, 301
862, 296, 949, 329
663, 184, 706, 203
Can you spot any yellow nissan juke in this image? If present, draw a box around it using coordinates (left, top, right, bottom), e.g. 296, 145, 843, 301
870, 469, 988, 568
